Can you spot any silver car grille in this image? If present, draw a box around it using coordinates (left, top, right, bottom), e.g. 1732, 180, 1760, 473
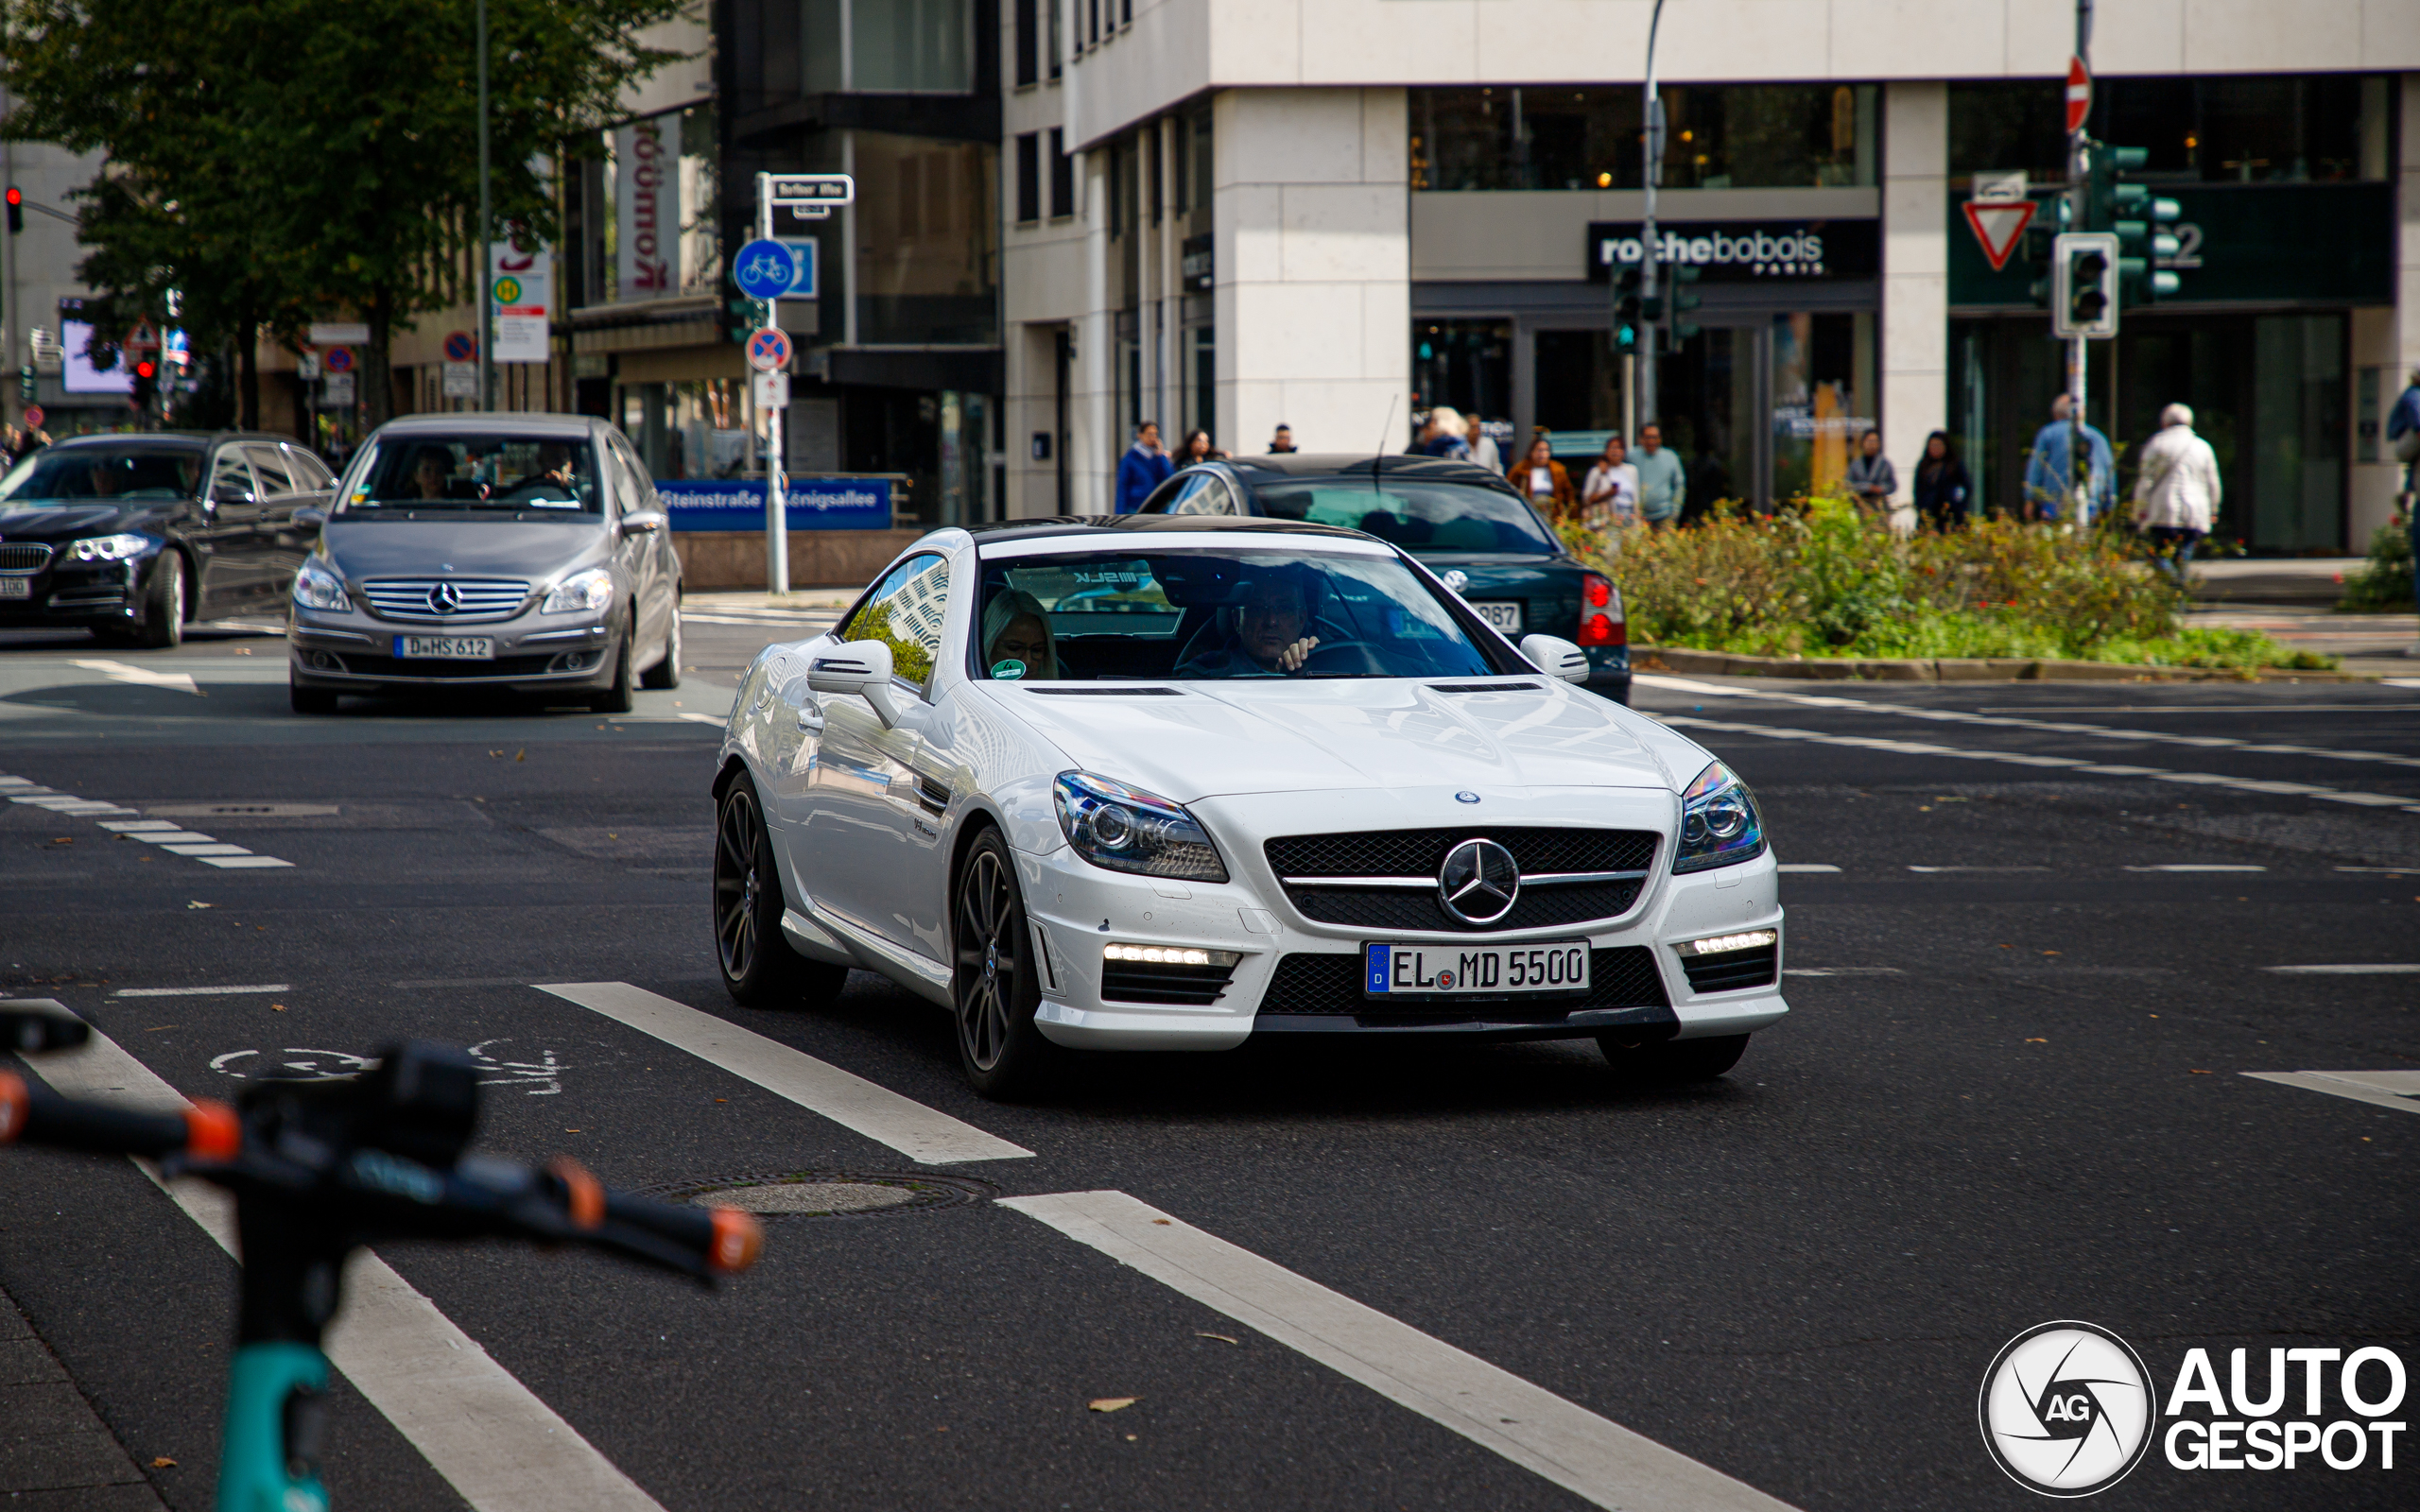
0, 542, 54, 574
359, 577, 531, 623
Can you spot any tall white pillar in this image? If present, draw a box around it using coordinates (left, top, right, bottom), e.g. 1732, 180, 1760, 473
1213, 88, 1409, 459
1880, 80, 1949, 511
2398, 75, 2420, 398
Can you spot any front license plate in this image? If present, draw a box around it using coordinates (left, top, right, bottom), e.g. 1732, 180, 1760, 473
1471, 600, 1523, 633
394, 635, 493, 660
1364, 939, 1589, 999
0, 578, 29, 599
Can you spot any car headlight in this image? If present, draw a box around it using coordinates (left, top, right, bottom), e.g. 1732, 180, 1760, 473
1673, 760, 1765, 873
542, 566, 614, 614
67, 532, 150, 563
291, 558, 353, 611
1052, 771, 1227, 883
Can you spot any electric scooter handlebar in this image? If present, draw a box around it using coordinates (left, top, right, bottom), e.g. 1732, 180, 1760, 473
0, 1069, 243, 1161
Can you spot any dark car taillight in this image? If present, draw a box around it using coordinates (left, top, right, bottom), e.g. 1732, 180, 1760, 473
1579, 573, 1625, 646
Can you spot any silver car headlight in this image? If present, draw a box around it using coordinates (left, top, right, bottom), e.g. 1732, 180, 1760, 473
68, 532, 150, 562
1673, 760, 1765, 873
1052, 771, 1227, 883
292, 558, 353, 611
542, 566, 614, 614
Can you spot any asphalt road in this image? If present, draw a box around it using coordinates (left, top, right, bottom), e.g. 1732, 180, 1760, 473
2, 609, 2414, 1512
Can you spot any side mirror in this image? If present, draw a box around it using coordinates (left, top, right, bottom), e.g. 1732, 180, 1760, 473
1519, 633, 1591, 684
619, 511, 666, 538
806, 639, 901, 727
293, 506, 328, 531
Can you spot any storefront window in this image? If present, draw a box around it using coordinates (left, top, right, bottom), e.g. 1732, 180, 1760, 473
1770, 312, 1874, 503
1411, 84, 1876, 192
793, 0, 974, 93
852, 130, 998, 344
593, 106, 720, 306
1950, 75, 2392, 184
1413, 321, 1512, 430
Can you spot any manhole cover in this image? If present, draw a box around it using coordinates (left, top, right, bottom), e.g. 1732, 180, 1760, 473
631, 1170, 994, 1221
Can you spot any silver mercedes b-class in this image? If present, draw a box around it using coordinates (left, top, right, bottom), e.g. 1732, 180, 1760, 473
285, 414, 682, 713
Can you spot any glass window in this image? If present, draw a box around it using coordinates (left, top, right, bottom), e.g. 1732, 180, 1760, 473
974, 549, 1505, 681
1047, 0, 1061, 80
283, 445, 335, 490
1951, 74, 2392, 183
244, 444, 298, 496
1013, 0, 1037, 88
340, 435, 603, 515
1252, 477, 1560, 556
1015, 132, 1041, 223
1771, 312, 1876, 503
1165, 472, 1236, 515
1049, 129, 1075, 217
841, 551, 951, 690
853, 131, 998, 344
1413, 321, 1512, 432
211, 450, 258, 504
0, 445, 201, 506
1411, 84, 1876, 192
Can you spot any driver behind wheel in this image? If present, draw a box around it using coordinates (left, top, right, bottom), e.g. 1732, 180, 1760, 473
1177, 567, 1322, 677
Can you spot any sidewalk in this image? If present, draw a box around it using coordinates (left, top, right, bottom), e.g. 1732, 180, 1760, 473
2185, 557, 2369, 605
1, 1285, 167, 1509
2187, 603, 2419, 679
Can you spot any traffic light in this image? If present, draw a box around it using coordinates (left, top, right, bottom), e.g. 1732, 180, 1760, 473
5, 188, 20, 235
1611, 266, 1641, 352
16, 367, 31, 404
2051, 232, 2119, 339
722, 296, 766, 344
130, 357, 157, 412
1668, 265, 1703, 343
2095, 146, 2183, 306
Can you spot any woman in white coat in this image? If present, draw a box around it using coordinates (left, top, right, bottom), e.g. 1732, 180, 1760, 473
2133, 404, 2222, 584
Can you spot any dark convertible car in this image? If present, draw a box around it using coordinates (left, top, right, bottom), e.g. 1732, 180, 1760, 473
1135, 453, 1629, 703
0, 431, 333, 645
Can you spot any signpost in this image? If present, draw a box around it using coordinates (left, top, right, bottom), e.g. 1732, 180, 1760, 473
742, 171, 855, 593
2065, 56, 2093, 135
22, 404, 43, 431
443, 332, 476, 363
322, 347, 354, 374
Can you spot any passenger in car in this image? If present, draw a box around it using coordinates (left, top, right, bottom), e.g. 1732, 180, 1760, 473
1176, 570, 1322, 677
980, 589, 1061, 679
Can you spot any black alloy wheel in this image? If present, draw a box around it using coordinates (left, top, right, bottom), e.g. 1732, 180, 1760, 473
952, 827, 1058, 1098
640, 598, 682, 690
714, 778, 846, 1008
591, 622, 635, 713
1598, 1031, 1749, 1084
132, 552, 189, 649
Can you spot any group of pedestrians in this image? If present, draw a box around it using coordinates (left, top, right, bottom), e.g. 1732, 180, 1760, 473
2, 423, 49, 468
1115, 419, 1308, 510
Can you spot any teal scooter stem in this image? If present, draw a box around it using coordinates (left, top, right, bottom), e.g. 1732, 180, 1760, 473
219, 1343, 330, 1512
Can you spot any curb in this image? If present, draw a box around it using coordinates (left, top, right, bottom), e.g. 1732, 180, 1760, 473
1631, 647, 2360, 684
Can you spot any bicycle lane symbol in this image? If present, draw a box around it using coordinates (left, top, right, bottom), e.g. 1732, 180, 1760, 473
209, 1040, 565, 1095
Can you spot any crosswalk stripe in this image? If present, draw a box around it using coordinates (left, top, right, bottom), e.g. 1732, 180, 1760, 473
535, 981, 1032, 1164
1004, 1190, 1798, 1512
12, 1005, 667, 1512
2242, 1071, 2420, 1115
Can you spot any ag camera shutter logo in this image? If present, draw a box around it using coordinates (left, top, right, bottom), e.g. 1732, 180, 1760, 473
1979, 1321, 2155, 1497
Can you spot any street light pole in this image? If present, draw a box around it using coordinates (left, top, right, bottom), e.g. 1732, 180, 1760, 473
476, 0, 494, 412
1636, 0, 1668, 436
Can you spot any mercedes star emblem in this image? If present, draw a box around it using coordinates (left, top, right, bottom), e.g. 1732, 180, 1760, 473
1438, 837, 1519, 925
426, 581, 463, 614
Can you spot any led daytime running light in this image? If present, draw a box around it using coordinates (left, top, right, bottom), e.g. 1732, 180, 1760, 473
1680, 929, 1777, 957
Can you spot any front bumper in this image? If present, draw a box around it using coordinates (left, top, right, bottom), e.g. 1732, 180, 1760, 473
289, 603, 624, 691
0, 554, 158, 629
1017, 784, 1786, 1051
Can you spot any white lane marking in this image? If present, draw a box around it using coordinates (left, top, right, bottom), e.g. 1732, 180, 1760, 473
113, 983, 294, 997
1635, 673, 2420, 773
162, 843, 252, 857
15, 1005, 668, 1512
199, 854, 295, 868
128, 830, 218, 844
2123, 864, 2268, 872
2260, 963, 2420, 975
677, 712, 727, 726
0, 780, 302, 869
2338, 866, 2420, 875
10, 797, 137, 815
2242, 1071, 2420, 1115
1004, 1190, 1796, 1512
1907, 866, 2049, 873
99, 819, 181, 832
1774, 863, 1840, 873
2383, 679, 2420, 690
1783, 968, 1903, 977
1654, 714, 2420, 816
71, 659, 203, 695
536, 981, 1032, 1164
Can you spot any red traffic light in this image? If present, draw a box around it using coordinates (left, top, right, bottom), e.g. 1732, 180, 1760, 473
4, 188, 19, 207
133, 359, 156, 380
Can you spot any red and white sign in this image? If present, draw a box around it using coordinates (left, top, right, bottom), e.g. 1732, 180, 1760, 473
124, 320, 160, 352
2066, 57, 2093, 134
745, 327, 792, 373
1962, 198, 2038, 272
322, 347, 355, 374
615, 118, 672, 300
22, 404, 44, 430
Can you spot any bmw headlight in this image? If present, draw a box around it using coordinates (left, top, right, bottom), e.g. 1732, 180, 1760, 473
1673, 760, 1765, 873
542, 566, 614, 614
1053, 771, 1227, 883
291, 558, 352, 612
67, 532, 150, 563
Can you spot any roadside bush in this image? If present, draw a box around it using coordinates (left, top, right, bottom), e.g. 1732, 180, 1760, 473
2337, 516, 2414, 612
1596, 498, 2326, 669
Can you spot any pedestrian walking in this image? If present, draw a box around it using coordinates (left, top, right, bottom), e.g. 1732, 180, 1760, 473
1176, 429, 1220, 466
1267, 423, 1297, 454
1633, 422, 1685, 528
1912, 431, 1971, 531
2022, 394, 2115, 524
1466, 417, 1503, 474
1115, 421, 1172, 513
2131, 404, 2222, 586
2385, 364, 2420, 654
1843, 429, 1896, 512
1580, 433, 1639, 535
1412, 407, 1472, 461
1513, 433, 1575, 522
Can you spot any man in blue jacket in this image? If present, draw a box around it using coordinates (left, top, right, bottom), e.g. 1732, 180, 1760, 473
2023, 394, 2115, 524
1115, 421, 1171, 513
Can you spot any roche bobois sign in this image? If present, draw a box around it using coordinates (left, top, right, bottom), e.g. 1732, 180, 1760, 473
1586, 220, 1878, 283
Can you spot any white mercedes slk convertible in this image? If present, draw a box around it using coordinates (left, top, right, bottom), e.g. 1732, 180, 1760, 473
712, 516, 1786, 1096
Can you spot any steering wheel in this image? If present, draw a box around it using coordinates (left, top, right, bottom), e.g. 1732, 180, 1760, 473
1302, 638, 1387, 675
497, 477, 577, 502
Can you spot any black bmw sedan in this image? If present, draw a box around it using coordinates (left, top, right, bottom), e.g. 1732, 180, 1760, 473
0, 431, 333, 645
1135, 453, 1630, 703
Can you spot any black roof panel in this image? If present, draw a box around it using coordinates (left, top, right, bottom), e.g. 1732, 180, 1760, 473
963, 514, 1374, 543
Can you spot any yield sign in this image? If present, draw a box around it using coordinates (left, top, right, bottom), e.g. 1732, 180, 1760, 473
2066, 57, 2092, 134
1962, 198, 2037, 272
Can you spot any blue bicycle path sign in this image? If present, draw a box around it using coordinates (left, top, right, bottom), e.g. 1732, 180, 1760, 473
733, 239, 798, 300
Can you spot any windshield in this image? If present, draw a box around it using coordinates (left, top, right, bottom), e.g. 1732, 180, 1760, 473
974, 549, 1504, 682
0, 446, 200, 508
1252, 477, 1558, 555
338, 434, 601, 514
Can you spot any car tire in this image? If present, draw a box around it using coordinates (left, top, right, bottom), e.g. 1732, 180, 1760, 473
952, 826, 1060, 1099
639, 602, 681, 689
714, 778, 846, 1009
1599, 1032, 1749, 1083
133, 553, 189, 649
591, 624, 635, 713
289, 678, 338, 714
